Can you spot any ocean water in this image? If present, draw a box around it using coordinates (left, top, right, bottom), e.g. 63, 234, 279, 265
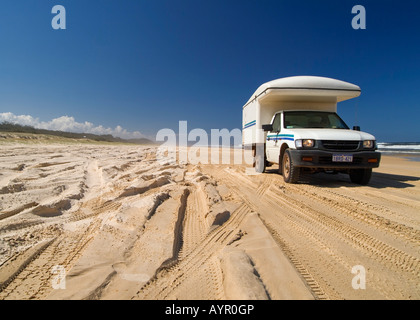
377, 142, 420, 154
377, 142, 420, 161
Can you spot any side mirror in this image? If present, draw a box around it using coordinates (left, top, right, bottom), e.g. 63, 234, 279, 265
353, 126, 361, 131
262, 124, 273, 132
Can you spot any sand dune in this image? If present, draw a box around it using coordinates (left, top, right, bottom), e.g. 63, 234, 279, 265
0, 143, 419, 300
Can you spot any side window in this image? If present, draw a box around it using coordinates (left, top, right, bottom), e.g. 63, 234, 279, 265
272, 114, 281, 132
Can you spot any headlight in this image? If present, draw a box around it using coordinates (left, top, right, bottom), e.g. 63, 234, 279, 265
295, 139, 315, 148
303, 139, 315, 148
363, 140, 375, 149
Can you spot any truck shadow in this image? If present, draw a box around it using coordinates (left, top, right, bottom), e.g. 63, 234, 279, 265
265, 168, 420, 189
306, 172, 420, 189
368, 172, 420, 189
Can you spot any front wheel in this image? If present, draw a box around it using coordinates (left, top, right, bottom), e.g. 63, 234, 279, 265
282, 149, 300, 183
349, 168, 372, 185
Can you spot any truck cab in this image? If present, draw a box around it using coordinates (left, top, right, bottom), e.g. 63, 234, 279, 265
263, 110, 380, 184
242, 76, 381, 185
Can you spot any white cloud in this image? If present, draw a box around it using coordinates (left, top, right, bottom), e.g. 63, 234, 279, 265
0, 112, 146, 140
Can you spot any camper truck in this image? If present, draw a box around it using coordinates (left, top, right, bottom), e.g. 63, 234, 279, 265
242, 76, 381, 184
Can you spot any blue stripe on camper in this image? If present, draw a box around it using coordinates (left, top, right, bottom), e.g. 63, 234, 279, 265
268, 138, 294, 141
267, 134, 295, 142
243, 120, 256, 129
267, 134, 294, 138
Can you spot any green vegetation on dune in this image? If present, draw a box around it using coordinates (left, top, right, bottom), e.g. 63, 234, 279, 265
0, 122, 154, 145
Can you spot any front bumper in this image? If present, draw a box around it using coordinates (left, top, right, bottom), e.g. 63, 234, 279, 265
289, 149, 381, 169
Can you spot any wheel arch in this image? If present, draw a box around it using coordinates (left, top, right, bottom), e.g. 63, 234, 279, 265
279, 142, 292, 164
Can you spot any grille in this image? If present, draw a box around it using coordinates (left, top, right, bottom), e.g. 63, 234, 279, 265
321, 140, 360, 151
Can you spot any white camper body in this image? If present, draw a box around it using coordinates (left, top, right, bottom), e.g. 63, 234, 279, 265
242, 76, 381, 184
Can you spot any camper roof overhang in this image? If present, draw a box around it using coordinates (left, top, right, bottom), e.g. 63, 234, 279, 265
244, 76, 361, 108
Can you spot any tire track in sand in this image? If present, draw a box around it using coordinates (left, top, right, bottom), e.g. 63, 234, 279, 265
178, 185, 208, 259
213, 169, 330, 299
205, 166, 420, 300
134, 203, 251, 300
0, 196, 122, 300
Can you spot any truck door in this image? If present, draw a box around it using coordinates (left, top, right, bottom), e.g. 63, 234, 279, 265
266, 113, 282, 163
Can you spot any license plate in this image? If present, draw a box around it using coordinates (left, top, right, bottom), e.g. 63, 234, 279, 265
332, 154, 353, 162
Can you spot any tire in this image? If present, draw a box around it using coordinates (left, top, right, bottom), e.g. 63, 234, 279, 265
278, 154, 282, 175
282, 149, 300, 183
255, 153, 266, 173
349, 168, 372, 185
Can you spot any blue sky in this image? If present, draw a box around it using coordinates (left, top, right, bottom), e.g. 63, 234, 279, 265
0, 0, 419, 142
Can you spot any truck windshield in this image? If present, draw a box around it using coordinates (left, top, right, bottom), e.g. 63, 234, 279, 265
283, 111, 349, 129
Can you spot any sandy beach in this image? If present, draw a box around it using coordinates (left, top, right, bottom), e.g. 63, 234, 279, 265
0, 140, 419, 300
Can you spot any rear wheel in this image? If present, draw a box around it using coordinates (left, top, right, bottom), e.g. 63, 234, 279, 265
282, 149, 300, 183
254, 144, 266, 173
349, 168, 372, 185
255, 153, 266, 173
